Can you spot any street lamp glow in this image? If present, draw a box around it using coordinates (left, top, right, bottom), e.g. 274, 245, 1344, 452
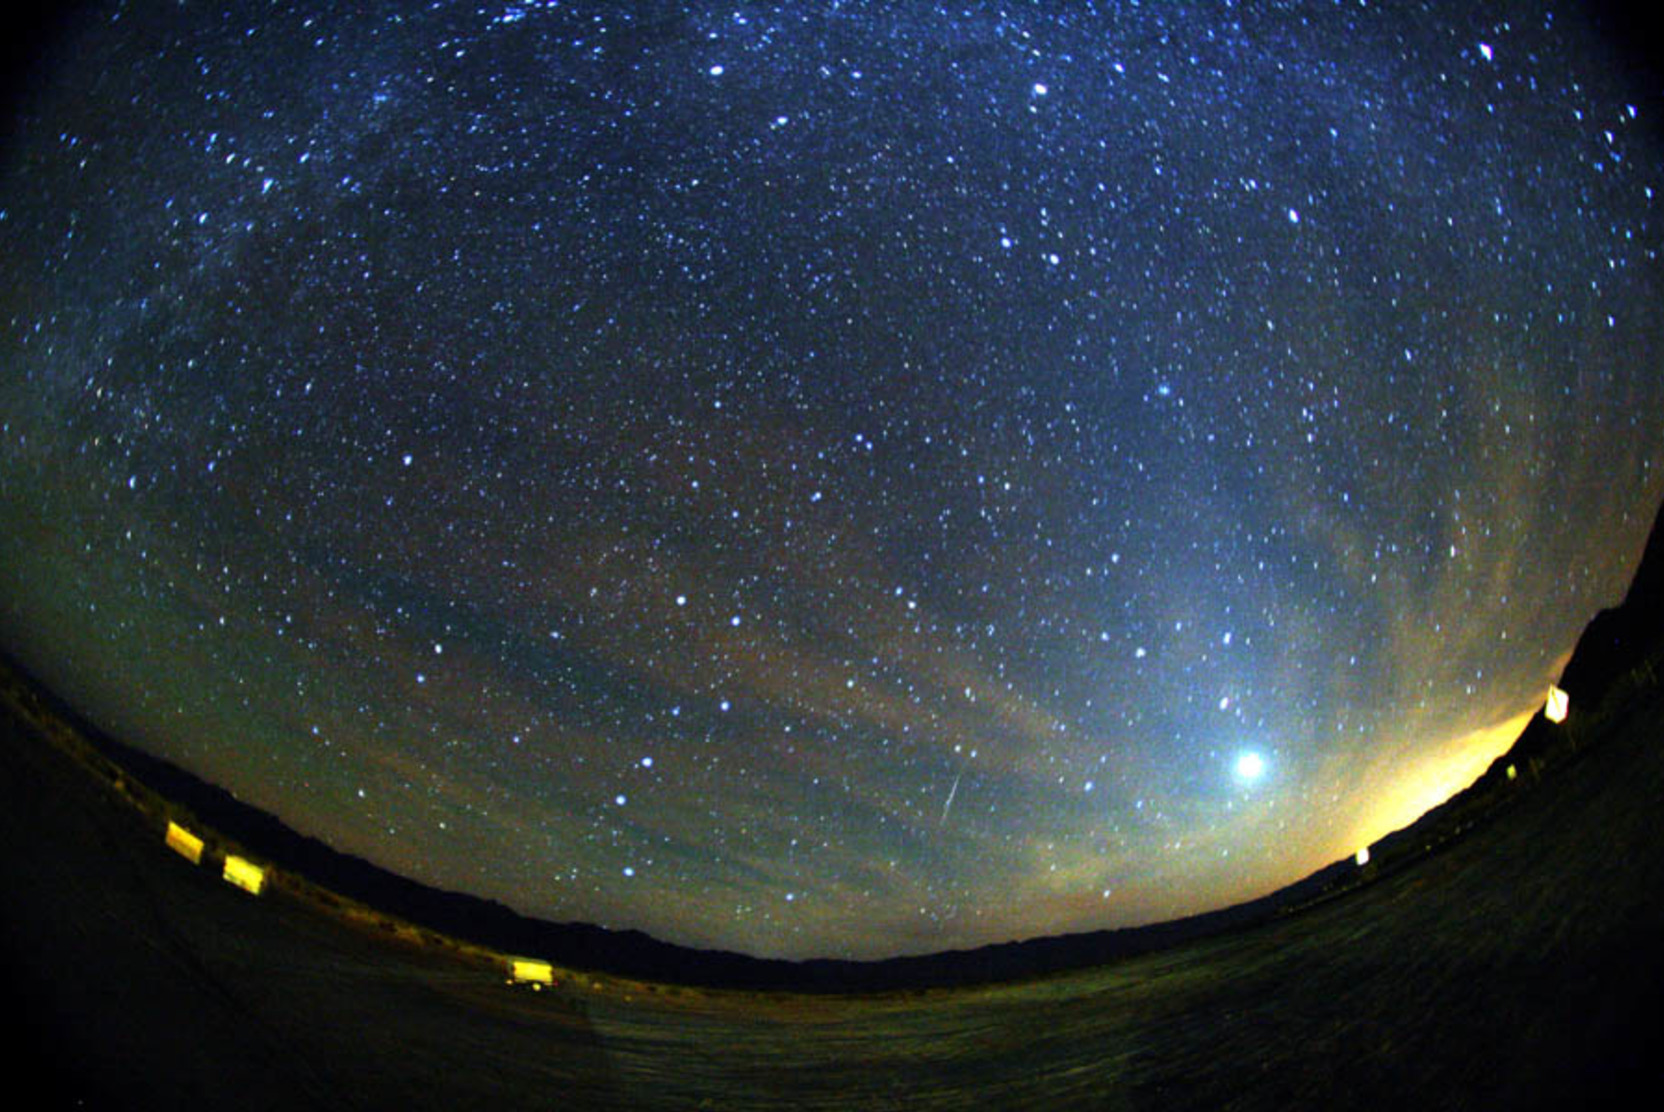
1234, 751, 1266, 783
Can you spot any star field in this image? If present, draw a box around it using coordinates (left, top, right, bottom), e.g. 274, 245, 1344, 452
2, 1, 1662, 959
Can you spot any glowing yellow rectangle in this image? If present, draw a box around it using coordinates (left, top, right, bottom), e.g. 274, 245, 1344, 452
511, 959, 554, 985
165, 822, 204, 865
222, 854, 266, 895
1545, 685, 1569, 724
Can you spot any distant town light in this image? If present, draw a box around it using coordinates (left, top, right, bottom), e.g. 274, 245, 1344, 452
511, 959, 554, 986
165, 821, 204, 865
222, 854, 266, 895
1544, 684, 1569, 724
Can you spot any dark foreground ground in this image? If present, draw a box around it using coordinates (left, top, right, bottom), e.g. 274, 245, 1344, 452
3, 675, 1662, 1111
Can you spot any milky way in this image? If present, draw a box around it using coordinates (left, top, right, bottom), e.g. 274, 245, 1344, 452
2, 1, 1661, 959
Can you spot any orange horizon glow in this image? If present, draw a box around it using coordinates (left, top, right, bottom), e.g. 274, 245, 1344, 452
1340, 705, 1538, 856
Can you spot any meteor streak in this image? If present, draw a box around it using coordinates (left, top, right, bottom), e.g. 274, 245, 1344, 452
940, 771, 962, 827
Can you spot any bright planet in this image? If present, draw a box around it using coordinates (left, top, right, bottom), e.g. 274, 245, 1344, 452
1234, 752, 1267, 784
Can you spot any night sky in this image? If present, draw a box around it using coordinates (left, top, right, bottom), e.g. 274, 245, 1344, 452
2, 1, 1662, 961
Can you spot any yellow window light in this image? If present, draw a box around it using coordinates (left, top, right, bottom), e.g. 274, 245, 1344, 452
510, 959, 555, 986
165, 821, 204, 865
222, 854, 266, 896
1544, 684, 1569, 724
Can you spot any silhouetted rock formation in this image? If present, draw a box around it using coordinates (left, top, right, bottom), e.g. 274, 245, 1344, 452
1558, 495, 1664, 711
